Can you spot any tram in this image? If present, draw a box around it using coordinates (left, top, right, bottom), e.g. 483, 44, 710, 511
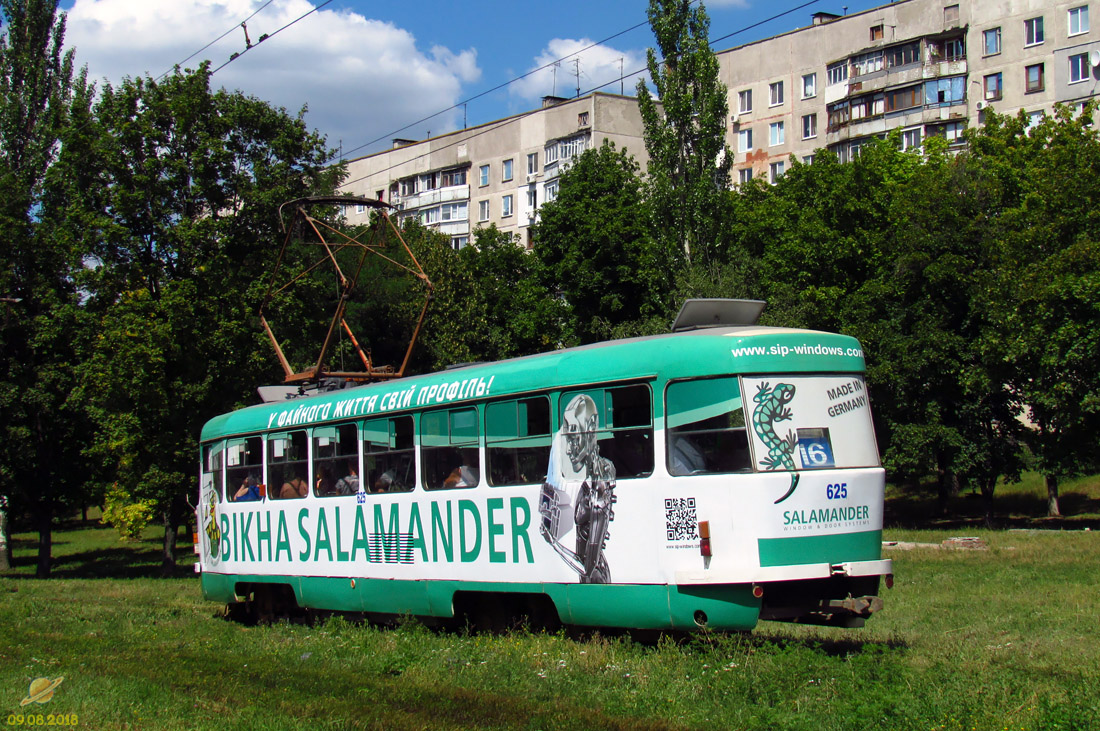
196, 301, 892, 630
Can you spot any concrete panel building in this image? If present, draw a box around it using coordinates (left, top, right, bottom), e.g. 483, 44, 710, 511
339, 0, 1099, 244
339, 93, 648, 249
723, 0, 1100, 181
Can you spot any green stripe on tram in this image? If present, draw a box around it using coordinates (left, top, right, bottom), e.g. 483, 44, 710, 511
757, 530, 882, 567
201, 573, 764, 630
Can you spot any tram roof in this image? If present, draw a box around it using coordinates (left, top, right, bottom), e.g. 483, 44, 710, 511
201, 325, 865, 442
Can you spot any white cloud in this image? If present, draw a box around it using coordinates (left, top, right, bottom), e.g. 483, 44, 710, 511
62, 0, 481, 155
509, 38, 649, 103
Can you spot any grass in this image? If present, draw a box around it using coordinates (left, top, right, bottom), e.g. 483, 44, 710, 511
2, 482, 1099, 730
885, 472, 1100, 528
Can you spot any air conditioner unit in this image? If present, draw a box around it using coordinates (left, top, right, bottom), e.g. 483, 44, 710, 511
975, 101, 986, 111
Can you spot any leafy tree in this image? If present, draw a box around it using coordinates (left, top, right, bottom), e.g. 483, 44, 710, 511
968, 105, 1100, 516
636, 0, 732, 269
0, 0, 92, 576
460, 226, 567, 359
71, 65, 340, 571
534, 140, 667, 343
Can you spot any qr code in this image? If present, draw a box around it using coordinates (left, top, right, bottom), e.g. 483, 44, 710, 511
665, 497, 698, 541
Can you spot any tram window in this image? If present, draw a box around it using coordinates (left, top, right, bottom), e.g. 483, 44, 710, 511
313, 423, 359, 497
560, 384, 653, 479
226, 436, 264, 501
422, 407, 481, 490
665, 378, 751, 475
202, 442, 224, 501
364, 415, 415, 493
486, 396, 551, 486
268, 430, 309, 499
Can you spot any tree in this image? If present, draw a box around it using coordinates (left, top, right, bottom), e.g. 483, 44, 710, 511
71, 65, 340, 572
534, 140, 667, 343
968, 104, 1100, 516
0, 0, 92, 576
636, 0, 732, 269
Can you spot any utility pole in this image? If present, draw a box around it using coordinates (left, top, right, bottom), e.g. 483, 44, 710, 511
573, 58, 581, 98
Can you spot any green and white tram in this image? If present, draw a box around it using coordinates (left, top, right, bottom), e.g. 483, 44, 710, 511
197, 302, 892, 631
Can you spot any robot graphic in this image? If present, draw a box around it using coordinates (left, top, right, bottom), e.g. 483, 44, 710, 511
538, 394, 617, 583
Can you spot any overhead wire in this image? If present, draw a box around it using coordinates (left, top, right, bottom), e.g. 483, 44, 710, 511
338, 0, 821, 191
211, 0, 335, 75
155, 0, 278, 81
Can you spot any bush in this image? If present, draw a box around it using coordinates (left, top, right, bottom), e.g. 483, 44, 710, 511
101, 483, 156, 541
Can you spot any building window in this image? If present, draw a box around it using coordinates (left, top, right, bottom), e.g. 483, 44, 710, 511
420, 206, 440, 225
501, 194, 513, 217
828, 100, 850, 129
983, 73, 1003, 101
944, 5, 959, 25
802, 154, 815, 165
451, 236, 469, 251
769, 81, 784, 106
441, 201, 467, 222
737, 128, 753, 152
927, 120, 966, 144
558, 134, 587, 161
802, 113, 817, 140
1069, 6, 1089, 35
1025, 17, 1044, 46
544, 180, 559, 203
738, 168, 753, 185
769, 161, 785, 183
738, 89, 752, 114
527, 152, 538, 175
924, 76, 965, 106
886, 85, 921, 112
479, 165, 489, 187
870, 24, 884, 41
886, 42, 920, 68
852, 50, 884, 76
1025, 64, 1045, 93
440, 168, 467, 187
827, 61, 848, 85
544, 141, 559, 165
802, 73, 817, 98
478, 200, 489, 221
502, 159, 514, 182
1069, 53, 1090, 83
1027, 110, 1044, 132
526, 189, 536, 209
578, 111, 590, 126
983, 28, 1001, 56
355, 203, 365, 214
930, 36, 965, 62
769, 121, 784, 146
901, 127, 921, 150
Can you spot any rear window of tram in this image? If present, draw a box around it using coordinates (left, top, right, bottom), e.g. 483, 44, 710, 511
665, 378, 751, 475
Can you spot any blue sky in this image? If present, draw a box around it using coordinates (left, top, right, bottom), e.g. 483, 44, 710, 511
58, 0, 886, 158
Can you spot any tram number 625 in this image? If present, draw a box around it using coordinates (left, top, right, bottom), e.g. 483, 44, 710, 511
826, 483, 848, 500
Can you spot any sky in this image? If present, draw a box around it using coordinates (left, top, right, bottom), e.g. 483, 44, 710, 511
57, 0, 888, 160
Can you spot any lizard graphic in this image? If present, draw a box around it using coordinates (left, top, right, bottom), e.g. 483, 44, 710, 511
752, 382, 800, 504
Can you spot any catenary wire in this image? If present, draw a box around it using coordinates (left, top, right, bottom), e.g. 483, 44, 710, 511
155, 0, 279, 81
338, 0, 820, 190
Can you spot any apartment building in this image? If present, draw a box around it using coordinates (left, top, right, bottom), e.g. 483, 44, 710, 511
339, 93, 648, 248
339, 0, 1099, 244
724, 0, 1100, 181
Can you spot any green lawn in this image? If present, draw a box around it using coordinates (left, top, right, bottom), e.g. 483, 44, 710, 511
2, 486, 1098, 730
